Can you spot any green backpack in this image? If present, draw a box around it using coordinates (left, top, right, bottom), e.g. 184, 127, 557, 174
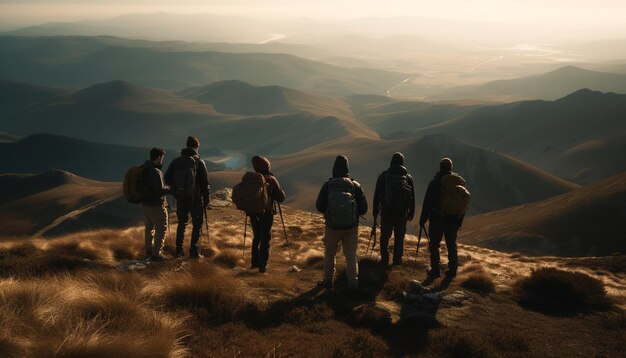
440, 173, 470, 216
326, 177, 359, 229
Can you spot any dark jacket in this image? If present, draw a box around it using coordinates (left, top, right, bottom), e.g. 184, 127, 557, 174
316, 155, 368, 217
420, 170, 464, 225
252, 155, 286, 211
142, 161, 168, 206
373, 165, 416, 219
164, 148, 210, 205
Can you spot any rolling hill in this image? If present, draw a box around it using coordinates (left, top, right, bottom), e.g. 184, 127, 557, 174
0, 80, 376, 155
0, 170, 140, 237
0, 80, 68, 116
429, 66, 626, 101
462, 172, 626, 256
272, 134, 578, 216
400, 89, 626, 183
0, 36, 407, 95
0, 134, 222, 182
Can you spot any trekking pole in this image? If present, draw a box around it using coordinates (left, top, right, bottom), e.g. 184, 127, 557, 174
367, 216, 378, 258
242, 213, 248, 263
204, 205, 210, 249
416, 225, 423, 264
277, 203, 295, 264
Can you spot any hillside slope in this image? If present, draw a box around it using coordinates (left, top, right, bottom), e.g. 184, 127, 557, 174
430, 66, 626, 101
462, 172, 626, 256
0, 170, 140, 237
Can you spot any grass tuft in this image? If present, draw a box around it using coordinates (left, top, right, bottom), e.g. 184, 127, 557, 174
516, 267, 612, 315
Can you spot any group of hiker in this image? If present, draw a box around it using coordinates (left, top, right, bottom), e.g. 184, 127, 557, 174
124, 135, 470, 290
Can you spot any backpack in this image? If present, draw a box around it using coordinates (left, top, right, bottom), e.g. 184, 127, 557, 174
326, 177, 359, 230
232, 172, 270, 215
123, 164, 147, 204
384, 172, 412, 210
439, 173, 470, 216
170, 155, 198, 200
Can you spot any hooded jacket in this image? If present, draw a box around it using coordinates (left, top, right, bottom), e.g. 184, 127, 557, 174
251, 155, 286, 211
164, 147, 210, 205
372, 153, 416, 219
142, 161, 168, 206
420, 169, 466, 225
316, 155, 368, 220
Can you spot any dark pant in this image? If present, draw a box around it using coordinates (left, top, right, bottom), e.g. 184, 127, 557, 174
428, 218, 460, 272
249, 211, 274, 269
379, 212, 407, 264
175, 197, 204, 254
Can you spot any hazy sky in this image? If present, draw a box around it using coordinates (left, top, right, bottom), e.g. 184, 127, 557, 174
1, 0, 625, 38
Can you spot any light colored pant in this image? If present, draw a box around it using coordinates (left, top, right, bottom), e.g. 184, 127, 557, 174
143, 204, 168, 256
323, 226, 359, 289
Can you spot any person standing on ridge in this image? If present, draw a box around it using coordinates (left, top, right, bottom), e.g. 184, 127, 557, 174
248, 156, 286, 273
316, 155, 368, 290
373, 152, 415, 266
420, 157, 470, 277
142, 147, 170, 261
165, 136, 210, 259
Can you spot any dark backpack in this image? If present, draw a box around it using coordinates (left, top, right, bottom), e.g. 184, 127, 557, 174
232, 172, 270, 215
123, 164, 148, 204
326, 177, 359, 229
170, 155, 198, 200
384, 172, 412, 210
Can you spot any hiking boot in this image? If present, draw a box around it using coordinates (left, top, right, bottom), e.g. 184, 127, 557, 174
392, 258, 403, 266
175, 250, 185, 258
316, 280, 333, 289
427, 267, 441, 278
379, 258, 389, 266
145, 251, 153, 259
259, 266, 267, 273
150, 255, 164, 262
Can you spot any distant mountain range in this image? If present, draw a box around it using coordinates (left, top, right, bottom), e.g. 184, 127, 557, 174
463, 172, 626, 256
429, 66, 626, 101
0, 80, 376, 154
0, 36, 407, 95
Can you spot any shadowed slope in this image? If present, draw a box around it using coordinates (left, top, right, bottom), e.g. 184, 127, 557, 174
462, 173, 626, 256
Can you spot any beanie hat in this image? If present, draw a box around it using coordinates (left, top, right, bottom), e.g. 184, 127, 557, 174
390, 152, 405, 167
332, 155, 350, 178
186, 136, 200, 148
440, 157, 453, 171
252, 155, 271, 174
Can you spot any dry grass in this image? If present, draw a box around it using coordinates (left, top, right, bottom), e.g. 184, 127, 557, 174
459, 264, 496, 294
516, 267, 612, 315
1, 206, 624, 357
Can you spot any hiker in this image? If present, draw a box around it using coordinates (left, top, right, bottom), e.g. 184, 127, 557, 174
142, 147, 170, 260
247, 156, 286, 273
316, 155, 368, 290
419, 158, 469, 277
165, 136, 211, 258
373, 152, 415, 266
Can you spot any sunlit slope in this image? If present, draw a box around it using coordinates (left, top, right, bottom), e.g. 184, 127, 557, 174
0, 170, 139, 237
430, 66, 626, 101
